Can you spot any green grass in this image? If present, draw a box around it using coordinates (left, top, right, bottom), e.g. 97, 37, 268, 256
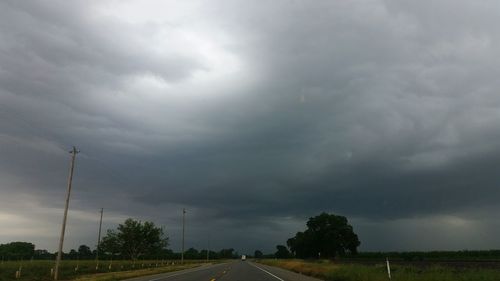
258, 259, 500, 281
0, 259, 204, 281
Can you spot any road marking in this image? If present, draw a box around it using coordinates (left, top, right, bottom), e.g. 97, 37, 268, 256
248, 262, 285, 281
210, 279, 216, 281
149, 264, 224, 281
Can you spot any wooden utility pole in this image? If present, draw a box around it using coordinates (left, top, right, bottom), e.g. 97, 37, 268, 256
386, 257, 392, 280
206, 235, 210, 262
54, 146, 79, 280
181, 208, 186, 264
96, 208, 103, 270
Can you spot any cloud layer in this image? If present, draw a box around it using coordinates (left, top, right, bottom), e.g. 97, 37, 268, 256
2, 0, 500, 253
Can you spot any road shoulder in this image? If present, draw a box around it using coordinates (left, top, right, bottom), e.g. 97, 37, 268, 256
251, 261, 324, 281
123, 263, 227, 281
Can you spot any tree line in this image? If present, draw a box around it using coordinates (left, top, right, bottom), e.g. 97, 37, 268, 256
1, 214, 361, 261
0, 242, 250, 261
8, 214, 499, 262
0, 242, 95, 260
0, 218, 249, 261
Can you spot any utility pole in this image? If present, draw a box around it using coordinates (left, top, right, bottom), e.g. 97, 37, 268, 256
181, 208, 186, 264
95, 208, 103, 270
54, 146, 79, 281
206, 235, 210, 262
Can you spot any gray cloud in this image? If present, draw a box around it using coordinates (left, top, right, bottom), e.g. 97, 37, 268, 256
2, 0, 500, 253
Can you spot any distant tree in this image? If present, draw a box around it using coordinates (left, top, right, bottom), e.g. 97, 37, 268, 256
254, 250, 263, 259
199, 249, 216, 259
287, 212, 360, 258
156, 248, 174, 259
78, 245, 92, 259
184, 248, 199, 259
0, 242, 35, 259
206, 250, 218, 259
68, 249, 78, 260
34, 249, 53, 260
199, 249, 208, 258
100, 218, 168, 260
275, 245, 291, 259
219, 248, 234, 259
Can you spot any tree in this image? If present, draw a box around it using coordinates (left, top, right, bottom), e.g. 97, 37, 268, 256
219, 248, 234, 259
184, 248, 199, 259
254, 250, 263, 259
199, 249, 216, 259
78, 245, 92, 259
201, 250, 218, 259
34, 249, 53, 260
68, 249, 78, 260
100, 218, 168, 260
287, 213, 360, 258
275, 245, 291, 259
100, 230, 121, 257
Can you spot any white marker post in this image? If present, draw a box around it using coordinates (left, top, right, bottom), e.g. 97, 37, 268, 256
386, 257, 391, 280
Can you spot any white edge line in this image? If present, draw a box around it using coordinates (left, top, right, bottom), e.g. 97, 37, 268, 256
149, 263, 224, 281
249, 262, 285, 281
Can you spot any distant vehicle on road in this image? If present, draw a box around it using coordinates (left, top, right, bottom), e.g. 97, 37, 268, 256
241, 254, 246, 261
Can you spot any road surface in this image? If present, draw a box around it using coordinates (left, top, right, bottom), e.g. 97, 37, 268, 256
126, 261, 322, 281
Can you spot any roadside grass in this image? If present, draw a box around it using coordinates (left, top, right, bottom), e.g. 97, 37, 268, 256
0, 260, 205, 281
258, 259, 500, 281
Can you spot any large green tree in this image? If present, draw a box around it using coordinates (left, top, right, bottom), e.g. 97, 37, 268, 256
287, 213, 360, 258
100, 218, 168, 260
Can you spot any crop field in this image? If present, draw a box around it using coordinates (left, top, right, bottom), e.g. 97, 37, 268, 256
0, 259, 203, 281
258, 259, 500, 281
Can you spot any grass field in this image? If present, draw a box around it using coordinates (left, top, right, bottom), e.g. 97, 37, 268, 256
0, 259, 204, 281
258, 259, 500, 281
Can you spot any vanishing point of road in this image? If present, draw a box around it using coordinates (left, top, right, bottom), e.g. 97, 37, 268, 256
126, 261, 322, 281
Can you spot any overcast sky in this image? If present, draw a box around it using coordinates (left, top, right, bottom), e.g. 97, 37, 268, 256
2, 0, 500, 254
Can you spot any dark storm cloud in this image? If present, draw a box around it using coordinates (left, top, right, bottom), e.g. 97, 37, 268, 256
2, 0, 500, 252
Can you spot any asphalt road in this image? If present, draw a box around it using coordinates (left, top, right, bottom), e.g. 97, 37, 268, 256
126, 261, 322, 281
